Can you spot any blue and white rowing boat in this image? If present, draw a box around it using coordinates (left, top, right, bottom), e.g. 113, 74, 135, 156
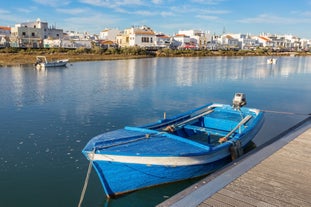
82, 93, 264, 198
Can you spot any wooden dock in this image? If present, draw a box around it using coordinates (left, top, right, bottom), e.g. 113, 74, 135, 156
158, 117, 311, 207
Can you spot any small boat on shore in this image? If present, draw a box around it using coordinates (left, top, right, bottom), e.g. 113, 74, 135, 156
82, 93, 264, 198
34, 56, 69, 69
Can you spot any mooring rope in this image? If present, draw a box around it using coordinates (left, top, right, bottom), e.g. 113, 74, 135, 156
78, 148, 95, 207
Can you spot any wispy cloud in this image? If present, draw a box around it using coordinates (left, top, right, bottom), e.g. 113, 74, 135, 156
160, 11, 174, 17
62, 13, 123, 31
0, 10, 25, 25
33, 0, 71, 7
152, 0, 162, 4
79, 0, 144, 8
0, 9, 10, 14
133, 10, 155, 16
196, 15, 219, 20
293, 10, 311, 17
238, 14, 309, 24
191, 0, 226, 5
57, 8, 86, 15
16, 6, 38, 13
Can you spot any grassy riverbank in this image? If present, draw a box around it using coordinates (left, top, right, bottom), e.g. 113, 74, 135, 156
1, 47, 310, 66
0, 47, 151, 66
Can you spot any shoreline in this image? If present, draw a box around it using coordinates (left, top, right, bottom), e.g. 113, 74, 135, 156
1, 50, 310, 67
0, 53, 151, 67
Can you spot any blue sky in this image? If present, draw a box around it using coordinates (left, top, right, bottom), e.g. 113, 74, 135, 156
1, 0, 311, 38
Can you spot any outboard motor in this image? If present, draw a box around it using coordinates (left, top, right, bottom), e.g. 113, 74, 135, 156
232, 93, 247, 109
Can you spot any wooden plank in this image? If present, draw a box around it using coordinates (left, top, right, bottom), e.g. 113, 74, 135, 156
200, 197, 233, 207
218, 188, 276, 207
221, 127, 311, 207
237, 172, 311, 205
209, 192, 254, 207
245, 168, 311, 192
197, 202, 212, 207
225, 181, 297, 207
157, 124, 311, 207
275, 150, 311, 165
258, 156, 311, 178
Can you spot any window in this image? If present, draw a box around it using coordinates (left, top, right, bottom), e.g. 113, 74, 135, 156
32, 33, 35, 37
142, 37, 149, 43
22, 32, 26, 36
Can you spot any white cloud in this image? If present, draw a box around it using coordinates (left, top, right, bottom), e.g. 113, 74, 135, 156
62, 13, 123, 33
238, 14, 309, 24
160, 11, 174, 17
133, 10, 155, 16
201, 9, 229, 14
0, 9, 10, 14
33, 0, 71, 7
79, 0, 144, 8
191, 0, 226, 5
196, 15, 219, 20
57, 8, 86, 15
152, 0, 162, 4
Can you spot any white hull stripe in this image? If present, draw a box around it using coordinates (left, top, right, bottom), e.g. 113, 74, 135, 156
87, 153, 225, 166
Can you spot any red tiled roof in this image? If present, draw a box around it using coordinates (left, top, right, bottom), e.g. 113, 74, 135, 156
259, 36, 270, 41
156, 34, 170, 38
175, 34, 186, 37
0, 26, 11, 31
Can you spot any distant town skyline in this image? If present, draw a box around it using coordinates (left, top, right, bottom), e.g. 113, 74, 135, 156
2, 0, 311, 39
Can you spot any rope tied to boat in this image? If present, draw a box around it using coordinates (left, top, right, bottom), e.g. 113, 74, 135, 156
78, 148, 96, 207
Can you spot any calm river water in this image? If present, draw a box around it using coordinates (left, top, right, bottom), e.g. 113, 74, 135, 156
0, 56, 311, 207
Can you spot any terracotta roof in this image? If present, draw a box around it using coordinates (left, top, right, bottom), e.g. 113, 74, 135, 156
259, 36, 270, 42
134, 29, 155, 35
175, 34, 187, 37
100, 40, 114, 44
0, 26, 11, 31
156, 34, 170, 38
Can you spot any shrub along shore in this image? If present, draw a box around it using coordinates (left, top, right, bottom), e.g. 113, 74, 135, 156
0, 47, 310, 66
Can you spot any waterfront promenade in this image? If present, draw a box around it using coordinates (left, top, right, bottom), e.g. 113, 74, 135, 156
158, 117, 311, 207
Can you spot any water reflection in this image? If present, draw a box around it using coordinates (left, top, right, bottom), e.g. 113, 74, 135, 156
1, 57, 311, 207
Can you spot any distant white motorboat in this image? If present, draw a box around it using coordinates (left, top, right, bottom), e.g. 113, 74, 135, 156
35, 56, 69, 69
267, 58, 277, 64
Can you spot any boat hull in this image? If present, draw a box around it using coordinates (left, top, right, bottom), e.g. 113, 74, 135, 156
82, 102, 264, 197
37, 61, 68, 68
91, 155, 231, 197
35, 56, 68, 69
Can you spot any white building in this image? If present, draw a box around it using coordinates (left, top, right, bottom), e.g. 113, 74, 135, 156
255, 35, 274, 48
173, 34, 191, 48
0, 26, 11, 37
116, 25, 156, 47
0, 26, 11, 47
178, 29, 211, 48
99, 28, 120, 42
154, 33, 171, 48
10, 18, 63, 48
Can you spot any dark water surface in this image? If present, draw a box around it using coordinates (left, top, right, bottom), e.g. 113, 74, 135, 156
1, 56, 311, 207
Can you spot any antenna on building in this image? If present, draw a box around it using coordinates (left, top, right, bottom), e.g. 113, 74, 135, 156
222, 26, 226, 34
